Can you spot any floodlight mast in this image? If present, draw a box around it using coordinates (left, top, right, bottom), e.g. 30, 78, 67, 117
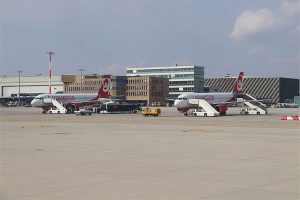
47, 51, 55, 94
17, 70, 22, 104
78, 68, 85, 92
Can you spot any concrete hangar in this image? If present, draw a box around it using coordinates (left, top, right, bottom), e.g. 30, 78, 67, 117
0, 75, 64, 97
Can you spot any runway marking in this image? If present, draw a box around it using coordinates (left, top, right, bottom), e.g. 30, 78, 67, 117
21, 125, 47, 128
183, 129, 218, 133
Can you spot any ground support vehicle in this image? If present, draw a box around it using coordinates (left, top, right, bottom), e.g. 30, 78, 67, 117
240, 107, 263, 115
141, 107, 161, 117
188, 99, 220, 117
239, 101, 267, 115
74, 107, 93, 116
47, 107, 66, 114
97, 103, 140, 114
43, 98, 68, 114
192, 110, 220, 117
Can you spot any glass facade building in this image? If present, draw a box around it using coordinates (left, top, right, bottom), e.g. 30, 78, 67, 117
126, 66, 204, 98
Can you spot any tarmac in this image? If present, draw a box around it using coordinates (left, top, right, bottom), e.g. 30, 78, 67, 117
1, 107, 299, 200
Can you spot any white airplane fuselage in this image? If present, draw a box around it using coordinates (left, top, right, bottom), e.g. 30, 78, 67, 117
174, 92, 235, 112
31, 93, 99, 107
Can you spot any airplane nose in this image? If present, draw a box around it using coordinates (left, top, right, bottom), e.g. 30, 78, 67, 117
31, 99, 37, 106
174, 100, 178, 107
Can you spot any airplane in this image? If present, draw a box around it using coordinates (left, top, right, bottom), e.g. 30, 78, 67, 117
31, 78, 111, 113
174, 72, 245, 115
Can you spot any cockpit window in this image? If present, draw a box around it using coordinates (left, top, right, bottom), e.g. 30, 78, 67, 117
176, 97, 187, 101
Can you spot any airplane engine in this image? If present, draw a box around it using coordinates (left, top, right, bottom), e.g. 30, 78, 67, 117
214, 104, 227, 115
177, 107, 190, 113
74, 103, 81, 111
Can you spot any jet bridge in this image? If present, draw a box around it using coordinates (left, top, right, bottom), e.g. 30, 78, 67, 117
188, 99, 220, 117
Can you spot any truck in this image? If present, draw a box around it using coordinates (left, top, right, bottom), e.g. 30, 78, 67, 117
141, 107, 161, 117
240, 107, 262, 115
47, 107, 66, 114
192, 111, 219, 117
74, 107, 93, 116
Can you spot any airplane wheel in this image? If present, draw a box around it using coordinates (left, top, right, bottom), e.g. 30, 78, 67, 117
49, 111, 52, 114
204, 113, 207, 117
58, 111, 60, 114
257, 112, 260, 115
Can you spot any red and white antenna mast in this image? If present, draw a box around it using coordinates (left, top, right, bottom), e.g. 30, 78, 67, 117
46, 51, 55, 94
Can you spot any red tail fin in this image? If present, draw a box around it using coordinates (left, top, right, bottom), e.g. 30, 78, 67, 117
98, 78, 110, 98
233, 72, 244, 93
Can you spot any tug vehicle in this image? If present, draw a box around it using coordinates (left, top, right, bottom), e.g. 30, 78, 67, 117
141, 107, 161, 117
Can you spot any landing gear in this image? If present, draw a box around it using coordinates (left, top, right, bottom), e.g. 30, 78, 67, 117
42, 107, 48, 114
220, 111, 226, 116
66, 105, 75, 114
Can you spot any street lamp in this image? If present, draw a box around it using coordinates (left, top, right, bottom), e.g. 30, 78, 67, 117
17, 70, 22, 105
78, 68, 85, 92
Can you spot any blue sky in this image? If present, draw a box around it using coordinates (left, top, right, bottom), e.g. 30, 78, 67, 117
1, 0, 299, 78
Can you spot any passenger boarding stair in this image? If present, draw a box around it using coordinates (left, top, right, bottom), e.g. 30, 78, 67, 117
43, 98, 67, 114
241, 93, 267, 115
188, 99, 220, 116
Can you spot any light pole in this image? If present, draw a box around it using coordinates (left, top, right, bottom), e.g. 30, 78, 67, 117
17, 70, 22, 105
46, 51, 55, 94
78, 68, 85, 92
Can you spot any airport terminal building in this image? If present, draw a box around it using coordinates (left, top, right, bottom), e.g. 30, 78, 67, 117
126, 65, 204, 99
63, 74, 127, 101
126, 76, 169, 105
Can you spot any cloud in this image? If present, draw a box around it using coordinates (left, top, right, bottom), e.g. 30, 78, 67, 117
230, 0, 300, 40
279, 0, 300, 17
98, 64, 126, 76
230, 9, 276, 40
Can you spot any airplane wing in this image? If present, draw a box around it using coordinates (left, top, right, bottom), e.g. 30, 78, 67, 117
68, 98, 112, 105
210, 98, 272, 105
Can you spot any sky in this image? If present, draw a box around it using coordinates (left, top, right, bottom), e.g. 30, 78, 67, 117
1, 0, 300, 78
